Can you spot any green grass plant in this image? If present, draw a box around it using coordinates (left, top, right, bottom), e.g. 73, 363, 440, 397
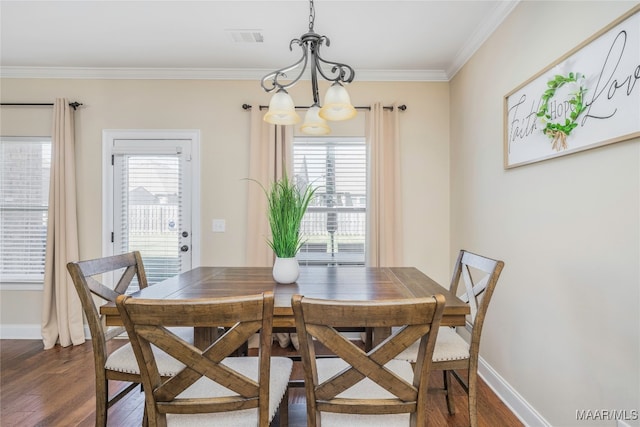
253, 172, 317, 258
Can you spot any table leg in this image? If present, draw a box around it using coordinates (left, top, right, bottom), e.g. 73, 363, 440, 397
194, 326, 220, 350
194, 327, 248, 356
372, 327, 391, 348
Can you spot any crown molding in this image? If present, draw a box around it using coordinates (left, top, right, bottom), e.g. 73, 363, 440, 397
0, 66, 449, 82
0, 67, 263, 80
357, 69, 448, 82
446, 0, 521, 79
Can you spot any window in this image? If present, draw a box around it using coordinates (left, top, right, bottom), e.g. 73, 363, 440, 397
294, 137, 366, 266
0, 137, 51, 284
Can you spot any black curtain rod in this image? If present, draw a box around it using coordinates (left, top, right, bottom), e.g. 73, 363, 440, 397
1, 102, 83, 110
242, 103, 406, 112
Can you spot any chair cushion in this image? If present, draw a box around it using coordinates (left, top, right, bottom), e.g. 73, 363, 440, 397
105, 327, 195, 376
163, 356, 293, 426
313, 358, 414, 427
395, 326, 470, 363
105, 342, 186, 376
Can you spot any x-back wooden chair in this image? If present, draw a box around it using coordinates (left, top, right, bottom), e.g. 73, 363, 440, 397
397, 250, 505, 427
67, 251, 184, 427
116, 291, 292, 427
292, 294, 445, 426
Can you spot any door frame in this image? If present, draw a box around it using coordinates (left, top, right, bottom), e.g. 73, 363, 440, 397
102, 129, 201, 268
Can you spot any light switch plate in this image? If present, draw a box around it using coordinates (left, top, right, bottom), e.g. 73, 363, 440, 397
212, 219, 226, 232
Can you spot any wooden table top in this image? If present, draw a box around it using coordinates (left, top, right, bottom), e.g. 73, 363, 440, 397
101, 266, 470, 328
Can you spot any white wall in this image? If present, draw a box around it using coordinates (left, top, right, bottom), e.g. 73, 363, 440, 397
0, 79, 451, 335
450, 1, 639, 425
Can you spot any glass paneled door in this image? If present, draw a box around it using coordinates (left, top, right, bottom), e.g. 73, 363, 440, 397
111, 138, 192, 285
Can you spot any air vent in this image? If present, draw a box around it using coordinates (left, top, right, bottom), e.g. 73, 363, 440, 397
225, 29, 264, 43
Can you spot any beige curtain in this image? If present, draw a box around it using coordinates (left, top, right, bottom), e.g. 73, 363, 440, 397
41, 98, 84, 349
245, 105, 293, 266
366, 102, 403, 267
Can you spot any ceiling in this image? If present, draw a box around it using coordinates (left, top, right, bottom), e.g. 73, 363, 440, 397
0, 0, 519, 81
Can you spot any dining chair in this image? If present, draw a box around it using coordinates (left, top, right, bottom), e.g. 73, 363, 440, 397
116, 291, 293, 427
292, 293, 446, 427
396, 250, 505, 427
67, 251, 186, 427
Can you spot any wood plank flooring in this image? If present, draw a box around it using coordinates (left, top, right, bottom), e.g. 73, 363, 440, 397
1, 339, 523, 426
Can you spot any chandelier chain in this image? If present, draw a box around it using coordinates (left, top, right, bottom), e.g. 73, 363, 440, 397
308, 0, 315, 32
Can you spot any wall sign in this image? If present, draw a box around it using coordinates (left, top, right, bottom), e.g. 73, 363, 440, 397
504, 5, 640, 169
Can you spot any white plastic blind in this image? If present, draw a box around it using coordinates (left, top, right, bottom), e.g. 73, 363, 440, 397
294, 137, 366, 266
0, 137, 51, 282
113, 154, 183, 285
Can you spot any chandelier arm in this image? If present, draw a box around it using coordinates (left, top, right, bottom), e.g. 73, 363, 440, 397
313, 39, 355, 84
260, 40, 310, 93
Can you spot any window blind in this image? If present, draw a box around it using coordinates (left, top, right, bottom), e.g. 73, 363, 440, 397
294, 137, 366, 266
0, 137, 51, 282
113, 154, 183, 285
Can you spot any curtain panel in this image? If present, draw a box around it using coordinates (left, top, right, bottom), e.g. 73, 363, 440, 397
245, 105, 293, 267
41, 98, 84, 349
366, 102, 403, 267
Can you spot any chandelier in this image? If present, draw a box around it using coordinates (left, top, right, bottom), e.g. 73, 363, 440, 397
260, 0, 356, 135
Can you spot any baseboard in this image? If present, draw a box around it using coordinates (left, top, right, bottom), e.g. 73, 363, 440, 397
0, 323, 42, 339
478, 355, 550, 426
0, 323, 91, 340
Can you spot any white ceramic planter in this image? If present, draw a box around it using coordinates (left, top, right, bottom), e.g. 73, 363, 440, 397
272, 256, 299, 284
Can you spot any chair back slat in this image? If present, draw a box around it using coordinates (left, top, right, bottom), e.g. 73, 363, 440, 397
460, 250, 498, 272
309, 323, 419, 402
297, 297, 442, 327
121, 296, 265, 326
113, 264, 140, 294
133, 321, 262, 401
461, 265, 479, 321
75, 252, 147, 283
85, 276, 121, 302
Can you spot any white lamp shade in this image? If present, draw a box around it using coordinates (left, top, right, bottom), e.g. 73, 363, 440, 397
301, 105, 331, 135
319, 83, 357, 121
264, 90, 301, 125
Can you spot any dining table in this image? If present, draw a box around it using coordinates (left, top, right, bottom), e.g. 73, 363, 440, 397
101, 266, 470, 349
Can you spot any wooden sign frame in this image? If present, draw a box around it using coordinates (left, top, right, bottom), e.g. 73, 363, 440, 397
504, 5, 640, 169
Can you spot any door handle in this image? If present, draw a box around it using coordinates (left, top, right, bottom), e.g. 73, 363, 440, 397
180, 245, 189, 252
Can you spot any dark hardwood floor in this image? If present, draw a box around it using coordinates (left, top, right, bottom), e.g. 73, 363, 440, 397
1, 339, 523, 426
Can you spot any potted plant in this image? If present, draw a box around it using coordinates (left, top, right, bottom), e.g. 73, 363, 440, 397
255, 172, 317, 283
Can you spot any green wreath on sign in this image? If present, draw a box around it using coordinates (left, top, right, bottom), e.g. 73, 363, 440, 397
536, 72, 587, 151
